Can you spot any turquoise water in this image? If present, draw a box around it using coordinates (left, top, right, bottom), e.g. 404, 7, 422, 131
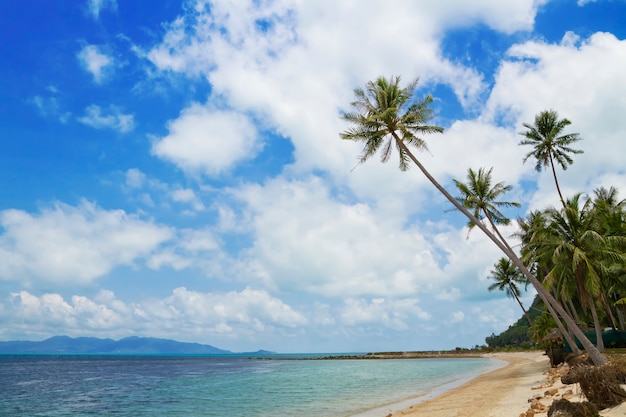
0, 355, 503, 416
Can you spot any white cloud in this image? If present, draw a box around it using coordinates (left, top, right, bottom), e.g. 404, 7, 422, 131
449, 310, 465, 323
77, 45, 114, 83
171, 188, 206, 212
227, 176, 506, 303
152, 103, 259, 175
429, 120, 527, 186
125, 168, 146, 189
1, 288, 306, 346
79, 105, 135, 132
340, 298, 431, 331
0, 201, 173, 285
421, 0, 547, 34
143, 0, 555, 183
147, 227, 222, 272
483, 31, 626, 209
85, 0, 117, 20
30, 95, 72, 123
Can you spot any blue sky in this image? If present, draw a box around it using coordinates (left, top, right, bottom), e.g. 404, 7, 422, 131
1, 0, 626, 353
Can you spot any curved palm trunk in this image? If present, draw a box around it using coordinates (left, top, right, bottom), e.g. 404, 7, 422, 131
397, 139, 607, 365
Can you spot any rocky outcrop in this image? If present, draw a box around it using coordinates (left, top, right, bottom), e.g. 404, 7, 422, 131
547, 399, 599, 417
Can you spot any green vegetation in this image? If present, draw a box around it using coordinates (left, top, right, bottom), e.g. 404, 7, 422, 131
486, 296, 544, 348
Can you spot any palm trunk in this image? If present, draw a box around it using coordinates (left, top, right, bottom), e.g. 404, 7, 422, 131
567, 299, 581, 325
557, 293, 578, 337
483, 215, 541, 341
617, 305, 626, 332
600, 294, 618, 331
397, 139, 607, 365
549, 155, 566, 209
546, 298, 583, 355
590, 301, 605, 352
511, 288, 539, 340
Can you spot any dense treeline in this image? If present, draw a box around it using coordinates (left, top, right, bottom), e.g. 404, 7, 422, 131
485, 296, 543, 348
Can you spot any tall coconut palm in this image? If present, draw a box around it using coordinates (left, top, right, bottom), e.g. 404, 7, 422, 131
517, 210, 584, 354
488, 257, 537, 338
519, 109, 583, 207
590, 187, 626, 330
453, 167, 520, 247
528, 194, 626, 352
341, 76, 607, 365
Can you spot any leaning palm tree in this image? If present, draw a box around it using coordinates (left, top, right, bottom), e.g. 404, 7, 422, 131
341, 76, 607, 365
453, 167, 520, 246
488, 257, 537, 338
519, 109, 583, 207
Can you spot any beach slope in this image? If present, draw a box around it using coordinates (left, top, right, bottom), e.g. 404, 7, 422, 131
391, 350, 626, 417
391, 351, 551, 417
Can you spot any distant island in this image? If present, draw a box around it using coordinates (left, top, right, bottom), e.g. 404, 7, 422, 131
0, 335, 273, 355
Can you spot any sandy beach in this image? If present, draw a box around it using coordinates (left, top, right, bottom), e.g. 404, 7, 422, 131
388, 351, 626, 417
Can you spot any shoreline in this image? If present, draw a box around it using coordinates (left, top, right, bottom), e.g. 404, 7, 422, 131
384, 351, 550, 417
352, 356, 508, 417
373, 350, 626, 417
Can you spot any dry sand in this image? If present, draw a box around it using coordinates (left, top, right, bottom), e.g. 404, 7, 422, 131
386, 351, 626, 417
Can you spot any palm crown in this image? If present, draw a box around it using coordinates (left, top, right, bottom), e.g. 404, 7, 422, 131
453, 167, 521, 232
340, 76, 444, 171
519, 109, 583, 205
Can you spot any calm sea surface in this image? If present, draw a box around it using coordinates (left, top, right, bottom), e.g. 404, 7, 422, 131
0, 354, 503, 416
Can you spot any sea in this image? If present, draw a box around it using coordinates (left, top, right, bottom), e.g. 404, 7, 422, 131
0, 354, 504, 417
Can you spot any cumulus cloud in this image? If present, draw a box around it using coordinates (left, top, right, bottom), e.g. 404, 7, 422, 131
147, 227, 223, 272
170, 188, 206, 212
340, 297, 431, 331
0, 201, 173, 285
1, 288, 306, 346
226, 175, 509, 303
0, 286, 524, 352
78, 105, 135, 132
483, 31, 626, 209
146, 0, 547, 181
152, 103, 259, 175
77, 45, 115, 83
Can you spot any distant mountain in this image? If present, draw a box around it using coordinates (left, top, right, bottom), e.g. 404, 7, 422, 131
0, 336, 245, 355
